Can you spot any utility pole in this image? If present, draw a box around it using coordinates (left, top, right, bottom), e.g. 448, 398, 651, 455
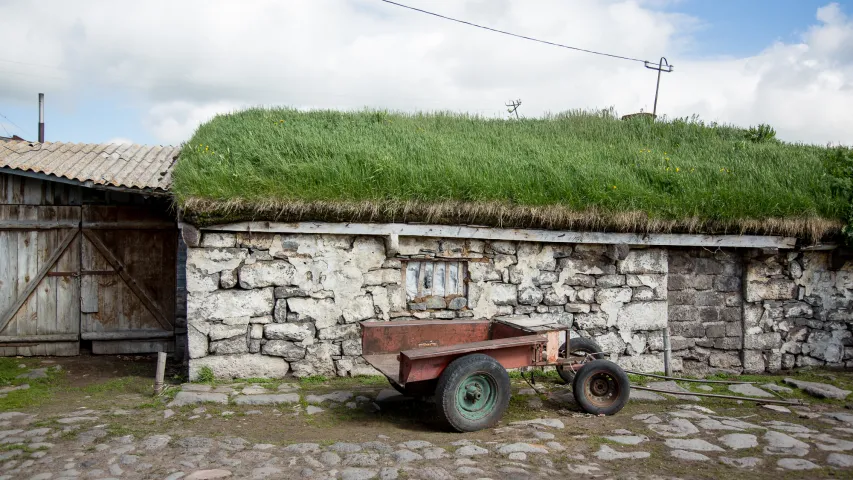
644, 57, 673, 117
505, 99, 522, 119
38, 93, 44, 143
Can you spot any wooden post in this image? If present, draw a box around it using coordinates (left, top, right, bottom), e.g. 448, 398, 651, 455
663, 326, 673, 376
154, 351, 167, 395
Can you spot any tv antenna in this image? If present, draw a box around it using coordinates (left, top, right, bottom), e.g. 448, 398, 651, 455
506, 99, 522, 119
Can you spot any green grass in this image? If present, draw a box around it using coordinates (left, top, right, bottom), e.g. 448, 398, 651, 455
174, 108, 844, 239
0, 359, 64, 411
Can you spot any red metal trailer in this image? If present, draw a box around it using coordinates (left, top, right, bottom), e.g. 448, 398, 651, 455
361, 317, 629, 432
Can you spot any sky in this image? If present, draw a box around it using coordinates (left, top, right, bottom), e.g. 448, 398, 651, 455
0, 0, 852, 146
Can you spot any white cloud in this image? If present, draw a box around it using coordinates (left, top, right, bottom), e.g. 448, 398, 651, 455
0, 0, 851, 145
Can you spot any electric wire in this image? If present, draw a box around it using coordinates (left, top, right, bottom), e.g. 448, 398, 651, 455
379, 0, 650, 64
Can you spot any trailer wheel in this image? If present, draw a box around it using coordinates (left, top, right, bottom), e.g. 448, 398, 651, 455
572, 360, 629, 415
435, 354, 511, 432
557, 337, 603, 384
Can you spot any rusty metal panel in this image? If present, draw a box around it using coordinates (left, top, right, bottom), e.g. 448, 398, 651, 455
361, 319, 491, 355
490, 322, 535, 340
400, 344, 537, 384
0, 142, 179, 192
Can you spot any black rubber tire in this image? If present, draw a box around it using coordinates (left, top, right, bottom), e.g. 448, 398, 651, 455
557, 337, 603, 384
435, 354, 511, 432
572, 359, 630, 416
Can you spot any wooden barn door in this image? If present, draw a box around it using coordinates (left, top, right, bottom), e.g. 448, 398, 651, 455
80, 206, 177, 354
0, 205, 81, 356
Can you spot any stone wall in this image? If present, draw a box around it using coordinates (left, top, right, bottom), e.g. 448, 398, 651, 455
184, 231, 670, 379
183, 228, 853, 380
667, 249, 744, 375
743, 251, 853, 372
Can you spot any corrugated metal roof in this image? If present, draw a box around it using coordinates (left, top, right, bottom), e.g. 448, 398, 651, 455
0, 141, 180, 192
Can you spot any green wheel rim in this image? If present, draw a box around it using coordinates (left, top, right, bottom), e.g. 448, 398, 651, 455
455, 372, 498, 420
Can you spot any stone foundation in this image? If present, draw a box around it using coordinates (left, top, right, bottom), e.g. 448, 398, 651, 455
184, 229, 853, 379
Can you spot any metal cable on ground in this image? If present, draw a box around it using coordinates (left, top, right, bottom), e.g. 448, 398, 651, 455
623, 370, 759, 385
379, 0, 650, 64
630, 384, 805, 406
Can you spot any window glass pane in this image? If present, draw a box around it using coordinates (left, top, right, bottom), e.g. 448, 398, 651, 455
405, 262, 420, 300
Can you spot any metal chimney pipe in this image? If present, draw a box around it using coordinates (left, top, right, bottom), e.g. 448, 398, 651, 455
38, 93, 45, 143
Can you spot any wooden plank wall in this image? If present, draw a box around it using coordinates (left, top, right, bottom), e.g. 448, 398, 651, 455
0, 174, 81, 355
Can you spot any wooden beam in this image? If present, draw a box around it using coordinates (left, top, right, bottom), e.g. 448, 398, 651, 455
0, 334, 78, 342
81, 230, 173, 331
201, 221, 799, 249
83, 221, 176, 230
0, 228, 77, 335
0, 220, 79, 230
82, 330, 174, 340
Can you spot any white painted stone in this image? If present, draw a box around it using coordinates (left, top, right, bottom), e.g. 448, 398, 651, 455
287, 297, 342, 329
264, 323, 314, 342
188, 325, 209, 359
238, 261, 296, 289
186, 266, 220, 293
208, 324, 247, 341
189, 354, 288, 380
188, 288, 274, 321
187, 248, 248, 275
618, 249, 667, 274
616, 301, 667, 335
202, 233, 236, 248
343, 294, 374, 323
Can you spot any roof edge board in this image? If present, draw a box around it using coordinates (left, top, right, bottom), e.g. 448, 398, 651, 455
0, 167, 171, 197
198, 221, 802, 250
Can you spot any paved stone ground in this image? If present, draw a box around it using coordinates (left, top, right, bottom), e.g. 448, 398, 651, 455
2, 357, 853, 479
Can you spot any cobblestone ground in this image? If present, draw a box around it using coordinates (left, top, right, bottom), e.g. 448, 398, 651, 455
2, 356, 853, 480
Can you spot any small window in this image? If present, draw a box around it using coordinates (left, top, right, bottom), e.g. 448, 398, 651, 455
404, 260, 466, 301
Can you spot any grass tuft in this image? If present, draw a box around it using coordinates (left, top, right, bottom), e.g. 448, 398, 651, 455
174, 108, 845, 240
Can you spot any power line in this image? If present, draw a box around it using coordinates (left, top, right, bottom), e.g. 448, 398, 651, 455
0, 111, 29, 137
379, 0, 650, 64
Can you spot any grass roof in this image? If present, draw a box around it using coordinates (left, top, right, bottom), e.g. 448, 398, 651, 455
173, 108, 845, 240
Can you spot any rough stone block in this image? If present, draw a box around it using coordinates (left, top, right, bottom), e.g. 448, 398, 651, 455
188, 288, 274, 322
201, 233, 237, 248
447, 297, 467, 310
559, 257, 612, 276
187, 248, 248, 275
534, 271, 558, 286
576, 288, 595, 303
262, 341, 307, 361
220, 269, 238, 289
286, 297, 341, 329
594, 332, 626, 354
595, 288, 633, 304
782, 353, 796, 369
669, 336, 693, 351
530, 312, 572, 326
618, 249, 667, 274
667, 290, 693, 306
726, 322, 742, 337
188, 325, 208, 359
669, 305, 698, 323
189, 354, 288, 380
574, 312, 608, 330
695, 258, 725, 275
742, 350, 765, 373
597, 275, 626, 288
207, 324, 248, 342
565, 303, 591, 313
342, 339, 362, 357
468, 262, 502, 282
273, 299, 288, 323
709, 351, 741, 369
714, 337, 742, 350
488, 241, 516, 255
745, 279, 797, 303
714, 275, 741, 292
518, 286, 544, 306
632, 287, 655, 301
290, 343, 339, 378
238, 261, 296, 289
542, 288, 568, 306
235, 232, 275, 250
720, 307, 741, 323
694, 291, 724, 307
724, 293, 742, 307
668, 252, 695, 274
362, 269, 401, 286
744, 332, 782, 350
318, 324, 360, 341
698, 307, 720, 323
704, 323, 726, 338
784, 303, 813, 318
616, 301, 667, 332
669, 322, 706, 338
264, 323, 315, 342
186, 267, 219, 293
